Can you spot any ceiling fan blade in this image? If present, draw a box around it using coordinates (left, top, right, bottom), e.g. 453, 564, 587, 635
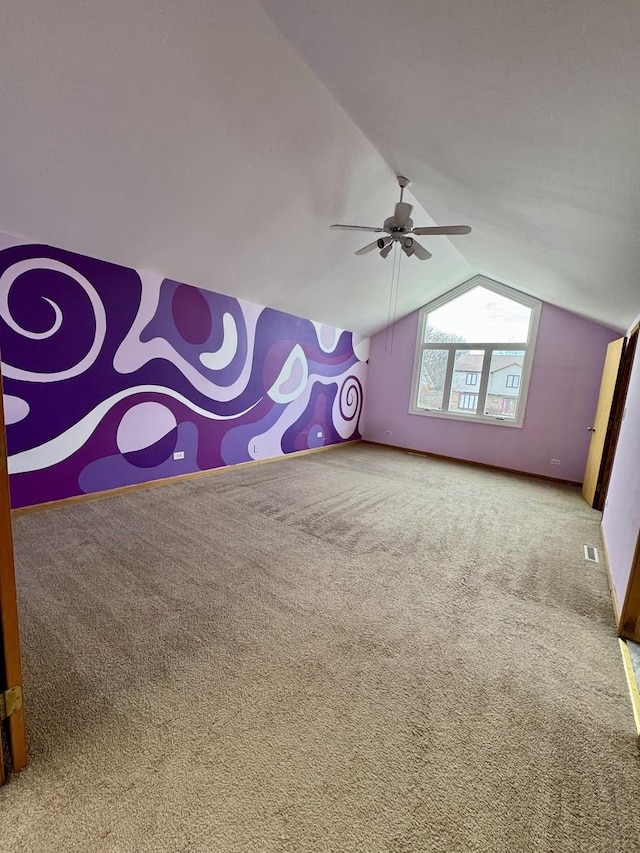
330, 224, 384, 232
411, 239, 432, 260
412, 225, 472, 236
394, 202, 413, 228
355, 239, 380, 255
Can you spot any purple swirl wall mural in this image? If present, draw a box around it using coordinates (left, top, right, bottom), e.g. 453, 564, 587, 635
0, 237, 368, 508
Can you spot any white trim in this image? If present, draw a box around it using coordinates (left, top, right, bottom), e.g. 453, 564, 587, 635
408, 275, 542, 429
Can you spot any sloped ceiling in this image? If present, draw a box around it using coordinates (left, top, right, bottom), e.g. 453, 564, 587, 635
1, 1, 639, 336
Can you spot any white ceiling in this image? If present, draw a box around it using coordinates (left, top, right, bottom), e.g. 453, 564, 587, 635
1, 0, 639, 336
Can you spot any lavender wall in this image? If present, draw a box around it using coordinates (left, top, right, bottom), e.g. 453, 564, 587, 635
0, 237, 367, 508
601, 316, 640, 612
361, 299, 620, 482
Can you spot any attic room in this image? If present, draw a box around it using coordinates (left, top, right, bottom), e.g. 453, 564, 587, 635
1, 1, 640, 850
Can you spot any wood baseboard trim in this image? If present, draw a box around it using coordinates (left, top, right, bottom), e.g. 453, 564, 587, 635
618, 638, 640, 737
600, 521, 622, 630
11, 440, 360, 516
361, 440, 582, 487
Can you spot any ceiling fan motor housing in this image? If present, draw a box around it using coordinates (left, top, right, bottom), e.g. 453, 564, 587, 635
383, 216, 414, 234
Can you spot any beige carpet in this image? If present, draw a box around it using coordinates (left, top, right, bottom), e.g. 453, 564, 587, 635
0, 443, 638, 852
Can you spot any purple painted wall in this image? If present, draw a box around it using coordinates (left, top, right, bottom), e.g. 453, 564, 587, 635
361, 300, 620, 482
602, 315, 640, 612
0, 237, 367, 508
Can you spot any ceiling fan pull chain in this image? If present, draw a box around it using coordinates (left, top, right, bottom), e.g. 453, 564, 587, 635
385, 244, 399, 353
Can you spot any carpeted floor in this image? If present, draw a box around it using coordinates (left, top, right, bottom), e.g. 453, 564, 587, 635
0, 443, 638, 852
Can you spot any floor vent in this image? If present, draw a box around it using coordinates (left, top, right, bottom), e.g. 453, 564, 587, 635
584, 544, 600, 563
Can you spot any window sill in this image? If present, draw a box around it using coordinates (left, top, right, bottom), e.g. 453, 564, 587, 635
408, 406, 524, 428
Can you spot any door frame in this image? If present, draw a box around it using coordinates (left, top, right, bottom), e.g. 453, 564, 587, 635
620, 535, 640, 640
0, 380, 27, 782
613, 321, 640, 640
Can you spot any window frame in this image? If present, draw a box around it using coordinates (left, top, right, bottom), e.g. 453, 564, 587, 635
409, 276, 541, 429
505, 373, 520, 389
465, 372, 478, 386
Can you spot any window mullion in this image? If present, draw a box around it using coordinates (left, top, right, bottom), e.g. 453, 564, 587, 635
476, 348, 492, 416
442, 346, 456, 412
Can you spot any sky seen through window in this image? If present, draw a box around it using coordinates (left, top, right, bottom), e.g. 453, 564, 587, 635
425, 286, 532, 344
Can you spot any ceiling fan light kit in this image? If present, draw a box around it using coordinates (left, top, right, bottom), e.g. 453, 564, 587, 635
330, 176, 471, 260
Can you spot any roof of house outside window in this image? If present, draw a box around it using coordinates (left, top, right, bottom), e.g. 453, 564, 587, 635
453, 354, 524, 373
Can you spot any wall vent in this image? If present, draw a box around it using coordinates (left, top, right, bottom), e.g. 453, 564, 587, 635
584, 544, 600, 563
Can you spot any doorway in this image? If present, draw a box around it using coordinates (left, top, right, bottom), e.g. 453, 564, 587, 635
583, 327, 639, 511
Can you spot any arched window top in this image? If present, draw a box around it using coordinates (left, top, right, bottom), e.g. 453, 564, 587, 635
424, 282, 534, 345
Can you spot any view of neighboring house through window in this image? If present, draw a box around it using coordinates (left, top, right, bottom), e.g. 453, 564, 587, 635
410, 276, 541, 427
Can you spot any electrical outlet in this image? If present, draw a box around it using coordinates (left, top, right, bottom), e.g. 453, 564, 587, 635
316, 430, 323, 438
173, 451, 185, 460
385, 430, 392, 436
550, 458, 561, 466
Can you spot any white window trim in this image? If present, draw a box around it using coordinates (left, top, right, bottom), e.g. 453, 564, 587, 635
408, 276, 541, 429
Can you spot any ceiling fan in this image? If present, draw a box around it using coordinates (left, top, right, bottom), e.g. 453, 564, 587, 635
330, 176, 471, 260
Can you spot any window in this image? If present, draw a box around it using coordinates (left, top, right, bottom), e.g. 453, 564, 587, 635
458, 393, 478, 410
410, 276, 541, 428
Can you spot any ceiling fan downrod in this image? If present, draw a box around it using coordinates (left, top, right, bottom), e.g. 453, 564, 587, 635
397, 175, 410, 204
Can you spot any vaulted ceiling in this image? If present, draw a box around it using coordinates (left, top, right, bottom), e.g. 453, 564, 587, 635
1, 1, 639, 336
